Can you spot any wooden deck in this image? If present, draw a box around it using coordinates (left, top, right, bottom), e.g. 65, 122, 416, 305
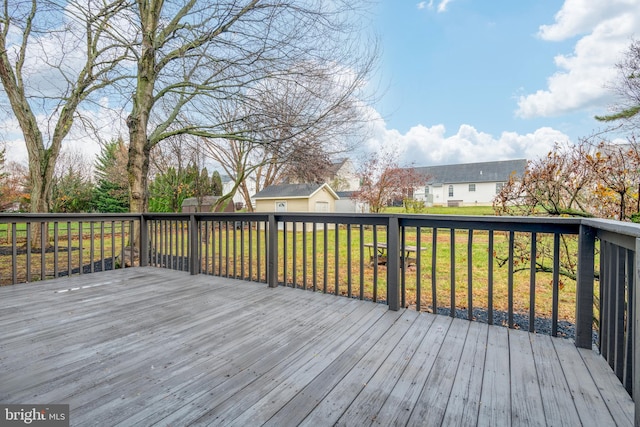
0, 267, 634, 426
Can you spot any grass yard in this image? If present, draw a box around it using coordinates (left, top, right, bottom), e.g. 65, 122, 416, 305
0, 221, 134, 284
195, 224, 582, 325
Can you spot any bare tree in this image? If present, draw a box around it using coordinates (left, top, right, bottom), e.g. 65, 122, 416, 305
201, 65, 371, 211
125, 0, 377, 216
494, 138, 640, 220
494, 141, 598, 218
354, 149, 424, 213
596, 38, 640, 129
0, 0, 130, 217
493, 137, 640, 280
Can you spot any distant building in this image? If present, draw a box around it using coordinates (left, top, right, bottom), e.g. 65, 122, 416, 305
335, 191, 368, 213
253, 183, 339, 213
413, 159, 527, 206
324, 158, 359, 191
221, 176, 252, 208
181, 196, 235, 213
221, 158, 358, 211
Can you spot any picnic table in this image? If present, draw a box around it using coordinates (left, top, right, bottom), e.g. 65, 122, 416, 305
363, 242, 427, 267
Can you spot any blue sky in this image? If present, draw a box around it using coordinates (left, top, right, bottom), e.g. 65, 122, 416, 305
2, 0, 639, 169
365, 0, 640, 166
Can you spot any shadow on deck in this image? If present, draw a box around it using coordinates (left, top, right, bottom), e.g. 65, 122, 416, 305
0, 267, 633, 426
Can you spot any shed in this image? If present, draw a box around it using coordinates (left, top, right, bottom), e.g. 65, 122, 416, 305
335, 191, 368, 213
181, 196, 235, 213
253, 183, 339, 213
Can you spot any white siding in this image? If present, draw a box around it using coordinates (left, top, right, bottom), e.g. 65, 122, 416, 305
414, 182, 503, 206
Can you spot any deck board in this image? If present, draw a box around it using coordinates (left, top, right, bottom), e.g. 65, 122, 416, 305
0, 267, 633, 426
405, 317, 470, 426
529, 333, 582, 426
509, 329, 546, 426
441, 321, 488, 426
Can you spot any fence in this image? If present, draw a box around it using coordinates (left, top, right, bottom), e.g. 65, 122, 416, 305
1, 212, 638, 418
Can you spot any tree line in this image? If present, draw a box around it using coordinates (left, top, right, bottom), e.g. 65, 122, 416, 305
0, 138, 223, 214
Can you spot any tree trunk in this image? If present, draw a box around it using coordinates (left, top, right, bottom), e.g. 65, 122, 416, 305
240, 183, 254, 212
27, 143, 58, 249
127, 128, 151, 250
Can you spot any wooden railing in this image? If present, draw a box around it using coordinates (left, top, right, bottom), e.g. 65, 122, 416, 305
0, 213, 140, 284
1, 212, 638, 422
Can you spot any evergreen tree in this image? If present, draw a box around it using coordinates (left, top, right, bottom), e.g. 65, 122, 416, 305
212, 170, 223, 197
93, 180, 129, 213
93, 139, 129, 212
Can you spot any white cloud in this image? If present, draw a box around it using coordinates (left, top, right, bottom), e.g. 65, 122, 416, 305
363, 113, 568, 167
516, 0, 639, 118
437, 0, 454, 13
417, 0, 450, 13
538, 0, 637, 41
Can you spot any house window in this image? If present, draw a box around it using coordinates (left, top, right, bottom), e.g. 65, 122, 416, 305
448, 185, 454, 197
468, 184, 476, 192
425, 186, 429, 195
496, 183, 504, 194
315, 201, 329, 212
275, 201, 287, 212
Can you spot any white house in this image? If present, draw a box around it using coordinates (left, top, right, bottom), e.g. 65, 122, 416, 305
413, 159, 527, 206
325, 158, 359, 191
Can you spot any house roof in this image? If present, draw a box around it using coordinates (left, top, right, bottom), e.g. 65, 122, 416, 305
253, 183, 339, 200
415, 159, 527, 184
181, 196, 222, 207
335, 191, 356, 199
325, 158, 349, 179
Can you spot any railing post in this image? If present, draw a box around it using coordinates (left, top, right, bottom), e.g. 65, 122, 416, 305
189, 214, 199, 275
268, 214, 278, 288
634, 237, 640, 427
387, 216, 401, 311
575, 224, 595, 349
140, 215, 148, 267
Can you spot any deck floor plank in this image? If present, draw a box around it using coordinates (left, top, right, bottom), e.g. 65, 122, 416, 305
0, 268, 634, 427
119, 298, 366, 427
333, 312, 436, 427
211, 308, 405, 426
529, 333, 582, 426
477, 323, 511, 427
295, 310, 422, 427
576, 345, 635, 426
368, 314, 452, 426
440, 321, 488, 426
553, 335, 621, 426
405, 317, 470, 427
2, 279, 282, 402
509, 329, 546, 427
146, 300, 390, 426
74, 290, 356, 426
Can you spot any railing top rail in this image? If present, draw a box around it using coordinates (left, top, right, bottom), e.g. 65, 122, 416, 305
397, 214, 582, 234
143, 212, 272, 221
3, 212, 640, 239
0, 213, 143, 223
582, 217, 640, 239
